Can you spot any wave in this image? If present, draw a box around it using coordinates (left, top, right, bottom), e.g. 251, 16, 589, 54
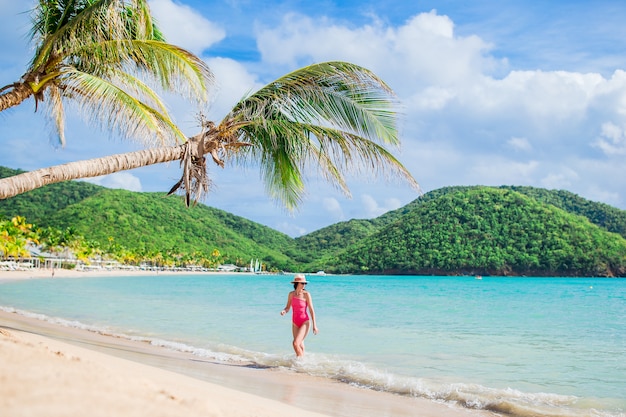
2, 306, 624, 417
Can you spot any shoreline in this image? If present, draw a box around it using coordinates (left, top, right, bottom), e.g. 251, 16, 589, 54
0, 267, 258, 281
0, 280, 493, 417
0, 312, 329, 417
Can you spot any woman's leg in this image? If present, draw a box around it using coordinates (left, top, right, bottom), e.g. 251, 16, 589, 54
292, 321, 310, 356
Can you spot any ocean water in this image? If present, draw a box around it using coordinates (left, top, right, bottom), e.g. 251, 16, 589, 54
0, 274, 624, 417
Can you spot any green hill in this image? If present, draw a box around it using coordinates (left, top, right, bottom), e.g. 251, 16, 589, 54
294, 218, 378, 262
501, 185, 626, 238
3, 165, 626, 276
46, 189, 299, 271
321, 187, 626, 276
1, 167, 298, 271
0, 166, 103, 223
296, 185, 626, 266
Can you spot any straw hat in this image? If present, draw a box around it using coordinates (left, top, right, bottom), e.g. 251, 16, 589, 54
291, 274, 308, 284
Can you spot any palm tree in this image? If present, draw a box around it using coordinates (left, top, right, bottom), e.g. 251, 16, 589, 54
0, 0, 212, 145
0, 61, 419, 207
0, 216, 38, 259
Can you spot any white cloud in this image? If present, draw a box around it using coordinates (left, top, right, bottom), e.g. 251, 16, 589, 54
507, 137, 532, 152
469, 159, 540, 186
594, 121, 626, 155
253, 10, 626, 144
322, 197, 345, 221
84, 173, 143, 192
149, 0, 225, 55
539, 168, 579, 190
361, 194, 403, 218
256, 11, 499, 89
275, 221, 307, 237
464, 70, 605, 128
409, 86, 456, 111
203, 57, 262, 119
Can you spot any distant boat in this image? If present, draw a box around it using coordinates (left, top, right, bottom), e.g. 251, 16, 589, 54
475, 275, 482, 280
316, 270, 326, 275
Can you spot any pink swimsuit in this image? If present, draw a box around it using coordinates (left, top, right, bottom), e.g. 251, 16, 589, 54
291, 297, 310, 327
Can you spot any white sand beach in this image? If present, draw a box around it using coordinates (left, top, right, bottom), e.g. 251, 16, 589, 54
0, 267, 232, 280
0, 269, 492, 417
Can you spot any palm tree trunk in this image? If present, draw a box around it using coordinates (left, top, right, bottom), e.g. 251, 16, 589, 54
0, 82, 33, 112
0, 145, 185, 199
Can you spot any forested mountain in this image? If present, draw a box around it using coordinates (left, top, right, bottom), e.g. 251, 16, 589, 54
297, 185, 626, 262
315, 188, 626, 276
2, 166, 626, 276
294, 219, 378, 262
46, 189, 299, 271
1, 166, 297, 270
501, 185, 626, 238
0, 166, 103, 223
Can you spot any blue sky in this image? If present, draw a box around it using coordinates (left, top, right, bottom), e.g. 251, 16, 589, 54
1, 0, 626, 237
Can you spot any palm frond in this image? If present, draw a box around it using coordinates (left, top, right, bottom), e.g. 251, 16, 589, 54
63, 39, 212, 102
60, 68, 187, 145
236, 62, 398, 142
111, 69, 172, 117
24, 0, 213, 147
31, 1, 211, 98
45, 84, 67, 146
122, 40, 212, 103
123, 0, 159, 41
222, 61, 419, 209
31, 0, 120, 70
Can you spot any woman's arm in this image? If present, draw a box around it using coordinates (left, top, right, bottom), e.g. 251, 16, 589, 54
280, 292, 293, 316
306, 292, 319, 334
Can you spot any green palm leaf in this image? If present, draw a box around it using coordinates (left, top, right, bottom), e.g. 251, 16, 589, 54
7, 0, 212, 145
221, 61, 418, 209
61, 69, 187, 144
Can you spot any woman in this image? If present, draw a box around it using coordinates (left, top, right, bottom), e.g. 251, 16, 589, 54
280, 274, 318, 356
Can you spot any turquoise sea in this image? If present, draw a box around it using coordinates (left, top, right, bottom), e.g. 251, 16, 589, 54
1, 274, 624, 417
